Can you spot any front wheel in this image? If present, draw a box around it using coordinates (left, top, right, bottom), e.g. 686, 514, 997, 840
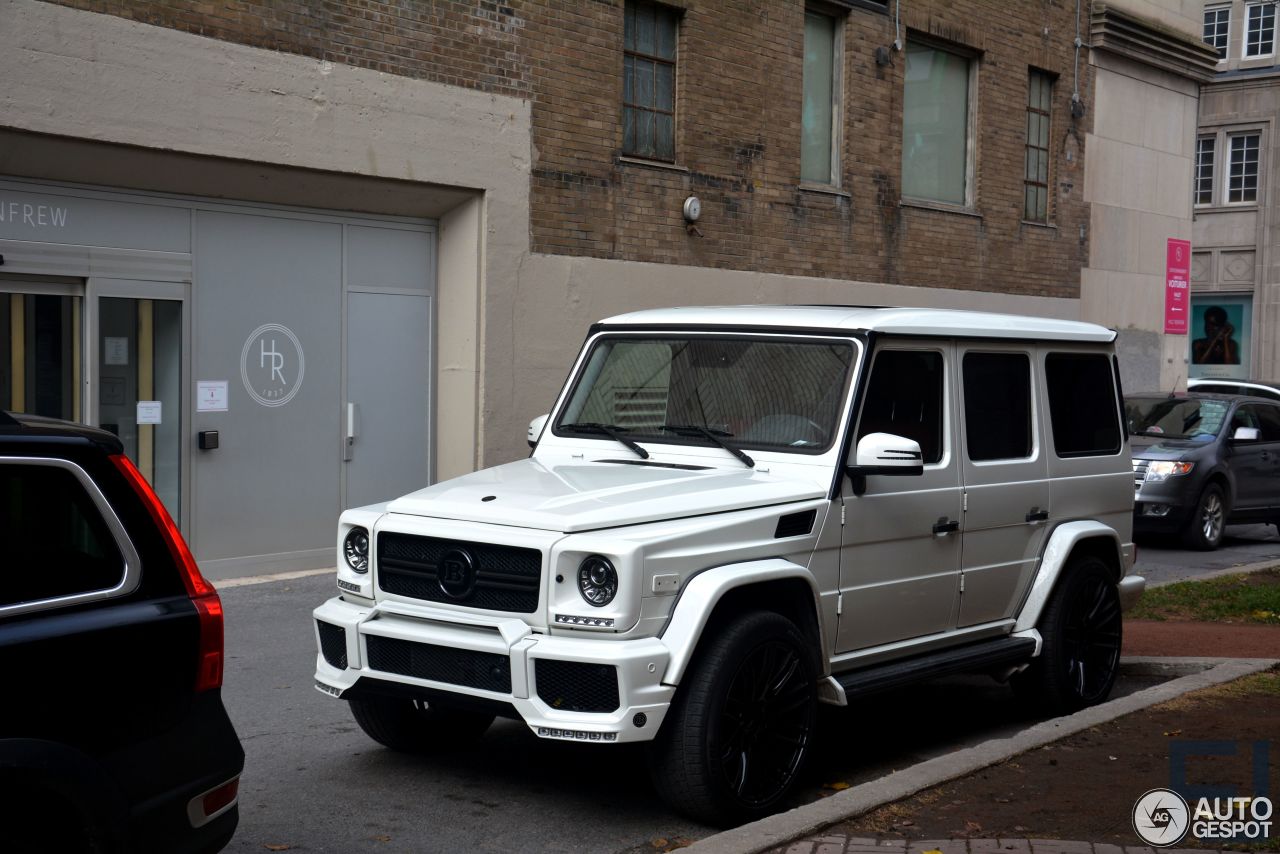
647, 611, 818, 827
1014, 556, 1122, 715
349, 695, 493, 752
1183, 483, 1226, 550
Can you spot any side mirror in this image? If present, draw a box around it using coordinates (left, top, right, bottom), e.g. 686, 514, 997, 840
1231, 426, 1260, 442
846, 432, 924, 496
527, 414, 549, 449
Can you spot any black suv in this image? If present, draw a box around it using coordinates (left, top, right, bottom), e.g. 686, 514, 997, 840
0, 411, 244, 853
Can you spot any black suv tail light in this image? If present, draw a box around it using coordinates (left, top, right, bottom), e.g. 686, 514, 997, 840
111, 455, 225, 692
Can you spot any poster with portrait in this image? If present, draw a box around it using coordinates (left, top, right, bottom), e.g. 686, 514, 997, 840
1189, 296, 1252, 379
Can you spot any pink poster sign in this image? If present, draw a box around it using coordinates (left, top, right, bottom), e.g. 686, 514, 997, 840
1165, 238, 1191, 335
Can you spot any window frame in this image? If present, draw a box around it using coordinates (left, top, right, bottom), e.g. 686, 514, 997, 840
0, 456, 141, 618
856, 347, 950, 467
1244, 1, 1277, 59
1226, 131, 1262, 205
621, 0, 680, 164
1023, 68, 1054, 224
961, 351, 1035, 463
800, 6, 845, 188
901, 36, 980, 211
1043, 352, 1124, 459
1194, 135, 1216, 207
1204, 4, 1231, 60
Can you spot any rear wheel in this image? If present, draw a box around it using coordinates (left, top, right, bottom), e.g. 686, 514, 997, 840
349, 695, 493, 752
648, 611, 818, 827
1014, 556, 1122, 715
1182, 483, 1226, 550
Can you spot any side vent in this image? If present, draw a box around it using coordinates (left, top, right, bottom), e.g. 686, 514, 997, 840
774, 509, 817, 539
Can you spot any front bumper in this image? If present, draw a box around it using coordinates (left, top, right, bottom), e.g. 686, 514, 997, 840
313, 595, 675, 744
1132, 477, 1200, 534
1118, 574, 1146, 612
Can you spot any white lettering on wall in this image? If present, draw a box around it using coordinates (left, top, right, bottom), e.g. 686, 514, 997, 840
0, 200, 69, 228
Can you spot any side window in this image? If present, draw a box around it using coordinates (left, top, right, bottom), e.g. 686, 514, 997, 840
1231, 404, 1261, 437
0, 463, 125, 608
858, 350, 945, 464
963, 352, 1032, 461
1249, 405, 1280, 440
1044, 353, 1122, 457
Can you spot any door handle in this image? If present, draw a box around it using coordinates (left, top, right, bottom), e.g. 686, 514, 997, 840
1026, 508, 1049, 523
932, 518, 960, 535
344, 402, 357, 462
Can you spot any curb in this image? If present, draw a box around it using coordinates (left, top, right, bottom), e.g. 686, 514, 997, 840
682, 657, 1279, 854
1147, 558, 1279, 588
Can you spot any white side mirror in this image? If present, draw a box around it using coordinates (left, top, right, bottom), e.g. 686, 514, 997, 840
852, 432, 925, 473
527, 414, 549, 449
1232, 426, 1260, 442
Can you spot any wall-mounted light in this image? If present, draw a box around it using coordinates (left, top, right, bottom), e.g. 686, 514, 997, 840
682, 196, 702, 223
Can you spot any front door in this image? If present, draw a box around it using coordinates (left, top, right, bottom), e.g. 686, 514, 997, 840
838, 343, 962, 653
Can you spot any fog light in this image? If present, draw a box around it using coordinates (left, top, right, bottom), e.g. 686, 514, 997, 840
1142, 503, 1172, 517
343, 527, 370, 573
633, 713, 648, 728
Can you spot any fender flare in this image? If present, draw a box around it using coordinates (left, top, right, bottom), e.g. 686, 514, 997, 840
1013, 520, 1124, 633
659, 557, 820, 687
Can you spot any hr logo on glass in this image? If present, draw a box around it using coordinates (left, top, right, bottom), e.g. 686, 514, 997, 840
241, 323, 306, 407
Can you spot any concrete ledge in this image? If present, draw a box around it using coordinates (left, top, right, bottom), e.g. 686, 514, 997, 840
684, 658, 1278, 854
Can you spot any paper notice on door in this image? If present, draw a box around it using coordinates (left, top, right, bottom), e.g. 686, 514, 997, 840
197, 380, 229, 412
137, 400, 162, 425
105, 337, 129, 366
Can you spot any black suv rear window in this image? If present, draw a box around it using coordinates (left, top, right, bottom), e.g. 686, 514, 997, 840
0, 463, 125, 608
1045, 353, 1122, 458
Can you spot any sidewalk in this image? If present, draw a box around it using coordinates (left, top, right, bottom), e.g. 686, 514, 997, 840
772, 836, 1231, 854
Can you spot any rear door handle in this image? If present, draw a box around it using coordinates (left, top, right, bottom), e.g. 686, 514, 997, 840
932, 518, 960, 535
1026, 508, 1049, 523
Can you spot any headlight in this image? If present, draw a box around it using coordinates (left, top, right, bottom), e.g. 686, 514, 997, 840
343, 527, 370, 573
577, 555, 618, 607
1145, 461, 1195, 482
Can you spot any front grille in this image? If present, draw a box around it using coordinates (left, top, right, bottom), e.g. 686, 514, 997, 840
1132, 459, 1149, 490
366, 635, 512, 693
317, 621, 348, 669
535, 659, 620, 713
377, 533, 542, 613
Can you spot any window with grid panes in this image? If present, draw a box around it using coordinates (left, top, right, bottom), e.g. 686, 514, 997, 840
1195, 137, 1215, 206
1246, 2, 1276, 57
623, 1, 678, 161
1228, 134, 1260, 203
1024, 70, 1052, 223
1204, 6, 1230, 58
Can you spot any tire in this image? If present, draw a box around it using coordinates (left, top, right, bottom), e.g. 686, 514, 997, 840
647, 611, 818, 827
1182, 483, 1226, 550
1014, 556, 1122, 716
349, 695, 493, 752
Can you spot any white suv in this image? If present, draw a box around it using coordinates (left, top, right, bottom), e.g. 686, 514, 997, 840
313, 305, 1144, 826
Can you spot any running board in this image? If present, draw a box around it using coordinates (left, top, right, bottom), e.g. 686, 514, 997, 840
833, 636, 1037, 699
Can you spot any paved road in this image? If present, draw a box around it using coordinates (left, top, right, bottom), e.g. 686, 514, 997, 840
218, 575, 1167, 854
1133, 522, 1280, 585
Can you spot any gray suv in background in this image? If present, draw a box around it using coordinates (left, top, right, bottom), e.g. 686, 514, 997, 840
1127, 393, 1280, 549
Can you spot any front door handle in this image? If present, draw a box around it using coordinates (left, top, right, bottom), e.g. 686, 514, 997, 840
1026, 508, 1049, 523
932, 518, 960, 535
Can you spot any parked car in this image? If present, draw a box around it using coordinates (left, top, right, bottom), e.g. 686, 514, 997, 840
313, 305, 1143, 826
1126, 392, 1280, 549
0, 411, 244, 854
1188, 377, 1280, 401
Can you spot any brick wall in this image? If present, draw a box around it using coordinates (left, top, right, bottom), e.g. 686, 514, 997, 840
44, 0, 1093, 299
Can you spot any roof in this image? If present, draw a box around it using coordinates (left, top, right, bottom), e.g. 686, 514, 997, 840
0, 411, 124, 454
597, 305, 1117, 343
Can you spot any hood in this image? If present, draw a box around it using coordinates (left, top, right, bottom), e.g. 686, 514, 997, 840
1129, 434, 1216, 459
385, 458, 826, 532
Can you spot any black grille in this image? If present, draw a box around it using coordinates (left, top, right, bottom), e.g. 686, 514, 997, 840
317, 621, 348, 669
377, 533, 542, 613
1132, 459, 1149, 490
535, 659, 620, 713
774, 509, 817, 538
366, 635, 512, 693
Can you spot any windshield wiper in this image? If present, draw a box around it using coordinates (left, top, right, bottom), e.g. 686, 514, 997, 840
660, 424, 755, 468
559, 422, 649, 459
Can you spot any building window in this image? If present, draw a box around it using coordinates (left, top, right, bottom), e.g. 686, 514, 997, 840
802, 10, 841, 185
903, 41, 974, 206
1195, 136, 1216, 206
1245, 2, 1276, 57
623, 1, 678, 162
1204, 6, 1230, 59
1024, 70, 1053, 223
1228, 133, 1261, 203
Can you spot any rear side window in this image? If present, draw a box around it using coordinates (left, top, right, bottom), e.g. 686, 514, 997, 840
0, 463, 125, 608
858, 349, 945, 464
1243, 404, 1280, 441
963, 352, 1032, 461
1045, 353, 1122, 457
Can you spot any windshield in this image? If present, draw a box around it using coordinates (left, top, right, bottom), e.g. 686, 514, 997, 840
1125, 397, 1230, 440
555, 335, 857, 453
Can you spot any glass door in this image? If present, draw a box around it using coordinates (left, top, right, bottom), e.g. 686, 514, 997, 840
0, 278, 84, 421
87, 280, 189, 527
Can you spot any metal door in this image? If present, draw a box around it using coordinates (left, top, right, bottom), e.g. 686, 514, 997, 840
344, 291, 433, 508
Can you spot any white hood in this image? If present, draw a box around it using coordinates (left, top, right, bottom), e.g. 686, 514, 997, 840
385, 458, 826, 532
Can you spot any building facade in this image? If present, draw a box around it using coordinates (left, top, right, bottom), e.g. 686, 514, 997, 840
1, 0, 1210, 575
1193, 0, 1280, 382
